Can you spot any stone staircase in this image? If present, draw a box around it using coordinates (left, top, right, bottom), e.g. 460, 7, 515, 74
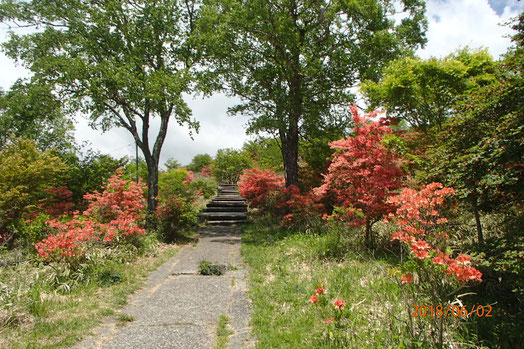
198, 184, 247, 226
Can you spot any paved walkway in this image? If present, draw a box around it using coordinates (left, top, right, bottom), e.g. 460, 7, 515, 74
74, 226, 255, 349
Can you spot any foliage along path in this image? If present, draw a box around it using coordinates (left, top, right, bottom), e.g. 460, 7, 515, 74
73, 226, 254, 348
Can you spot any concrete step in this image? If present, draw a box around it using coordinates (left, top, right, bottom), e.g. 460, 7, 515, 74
203, 206, 247, 213
199, 212, 247, 220
206, 220, 246, 226
212, 196, 246, 201
218, 190, 240, 195
218, 185, 238, 191
206, 201, 247, 208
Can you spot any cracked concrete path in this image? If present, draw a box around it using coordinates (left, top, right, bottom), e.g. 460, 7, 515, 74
73, 226, 255, 349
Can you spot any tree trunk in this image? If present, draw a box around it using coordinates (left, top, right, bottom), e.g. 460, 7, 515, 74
473, 207, 484, 244
365, 219, 373, 248
145, 157, 159, 214
281, 67, 302, 188
470, 190, 484, 244
280, 126, 299, 188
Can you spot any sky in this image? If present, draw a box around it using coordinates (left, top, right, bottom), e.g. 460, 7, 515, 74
0, 0, 523, 168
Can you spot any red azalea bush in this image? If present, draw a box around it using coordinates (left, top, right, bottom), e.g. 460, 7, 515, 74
239, 168, 323, 229
43, 185, 75, 217
279, 185, 325, 230
315, 105, 405, 246
201, 166, 212, 177
386, 182, 482, 347
238, 168, 285, 213
35, 169, 146, 263
387, 182, 482, 284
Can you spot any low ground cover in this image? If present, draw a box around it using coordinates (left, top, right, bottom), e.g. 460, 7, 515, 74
242, 219, 515, 348
0, 241, 180, 348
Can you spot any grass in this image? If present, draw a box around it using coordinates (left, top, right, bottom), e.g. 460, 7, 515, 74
0, 241, 179, 348
215, 315, 233, 349
199, 260, 226, 276
116, 313, 135, 323
241, 220, 478, 348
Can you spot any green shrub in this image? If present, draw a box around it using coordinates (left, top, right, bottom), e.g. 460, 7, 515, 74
156, 169, 202, 240
213, 148, 251, 184
0, 138, 65, 247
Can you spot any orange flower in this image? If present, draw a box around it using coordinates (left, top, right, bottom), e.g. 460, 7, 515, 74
309, 294, 318, 304
324, 317, 334, 324
315, 284, 327, 295
333, 298, 345, 310
401, 273, 414, 284
456, 254, 472, 266
410, 240, 431, 259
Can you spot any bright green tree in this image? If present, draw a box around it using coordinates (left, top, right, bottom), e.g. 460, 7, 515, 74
187, 153, 214, 172
362, 48, 496, 131
213, 148, 252, 184
1, 0, 200, 214
242, 137, 283, 172
0, 138, 65, 245
122, 157, 149, 184
164, 158, 182, 171
427, 16, 524, 243
196, 0, 426, 187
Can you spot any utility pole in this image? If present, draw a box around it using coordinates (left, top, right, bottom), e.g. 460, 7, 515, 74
136, 143, 139, 183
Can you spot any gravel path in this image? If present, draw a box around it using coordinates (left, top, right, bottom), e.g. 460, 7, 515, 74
73, 226, 255, 349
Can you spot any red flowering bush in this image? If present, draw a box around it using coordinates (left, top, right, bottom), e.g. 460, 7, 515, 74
201, 167, 212, 177
387, 183, 482, 347
82, 169, 145, 223
239, 168, 323, 229
43, 185, 75, 217
387, 182, 482, 284
315, 105, 405, 246
278, 185, 324, 230
238, 168, 285, 213
35, 169, 146, 263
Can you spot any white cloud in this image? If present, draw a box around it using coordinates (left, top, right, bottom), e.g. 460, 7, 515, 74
418, 0, 519, 59
73, 93, 250, 167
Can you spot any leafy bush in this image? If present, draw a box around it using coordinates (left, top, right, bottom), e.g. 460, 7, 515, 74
62, 151, 127, 208
0, 138, 65, 247
13, 213, 53, 247
191, 178, 217, 199
213, 148, 251, 184
155, 169, 203, 240
199, 260, 225, 276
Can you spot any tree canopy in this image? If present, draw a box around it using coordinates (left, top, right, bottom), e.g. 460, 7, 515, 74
425, 15, 524, 242
362, 48, 496, 131
187, 153, 214, 172
164, 158, 182, 171
0, 138, 65, 244
213, 148, 251, 184
0, 80, 74, 152
0, 0, 200, 213
196, 0, 427, 186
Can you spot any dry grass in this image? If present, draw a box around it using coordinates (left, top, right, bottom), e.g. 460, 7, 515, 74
0, 242, 179, 348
